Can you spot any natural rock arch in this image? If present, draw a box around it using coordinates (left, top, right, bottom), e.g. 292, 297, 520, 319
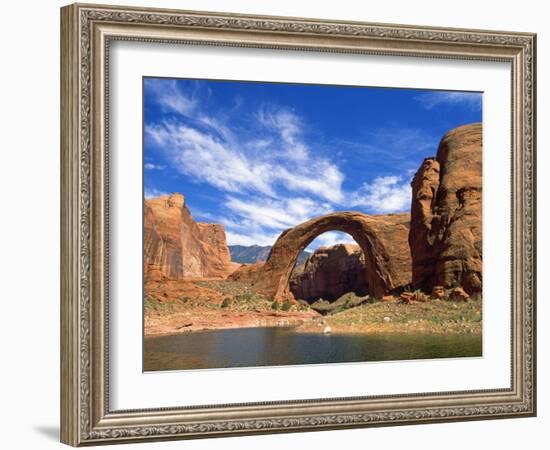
248, 211, 412, 301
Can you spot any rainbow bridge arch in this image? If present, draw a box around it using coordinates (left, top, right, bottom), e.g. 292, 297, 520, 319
249, 211, 412, 301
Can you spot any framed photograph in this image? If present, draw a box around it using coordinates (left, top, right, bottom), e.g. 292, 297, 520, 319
60, 3, 536, 446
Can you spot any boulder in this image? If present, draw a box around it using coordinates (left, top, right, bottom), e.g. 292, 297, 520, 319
399, 291, 429, 303
309, 299, 334, 315
309, 292, 372, 315
400, 292, 413, 304
227, 262, 264, 284
449, 286, 470, 302
414, 291, 429, 302
431, 285, 446, 299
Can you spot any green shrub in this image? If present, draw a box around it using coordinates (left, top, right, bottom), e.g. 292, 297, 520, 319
221, 298, 231, 308
281, 300, 292, 311
144, 296, 156, 311
271, 301, 280, 310
297, 301, 309, 311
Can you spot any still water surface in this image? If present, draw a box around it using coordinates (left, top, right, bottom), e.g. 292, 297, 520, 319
144, 327, 482, 371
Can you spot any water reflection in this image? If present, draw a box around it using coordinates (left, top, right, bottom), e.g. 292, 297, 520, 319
144, 327, 482, 372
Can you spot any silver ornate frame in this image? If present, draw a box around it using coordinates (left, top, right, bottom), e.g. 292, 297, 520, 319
60, 3, 536, 446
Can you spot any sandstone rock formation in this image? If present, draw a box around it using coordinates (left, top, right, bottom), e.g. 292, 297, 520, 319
144, 193, 234, 279
230, 211, 411, 301
409, 123, 482, 294
449, 286, 471, 302
290, 244, 369, 301
227, 261, 264, 283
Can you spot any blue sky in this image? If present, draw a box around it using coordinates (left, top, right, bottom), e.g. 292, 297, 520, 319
144, 77, 481, 249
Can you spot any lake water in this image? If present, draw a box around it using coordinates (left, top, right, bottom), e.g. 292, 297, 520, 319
144, 327, 482, 371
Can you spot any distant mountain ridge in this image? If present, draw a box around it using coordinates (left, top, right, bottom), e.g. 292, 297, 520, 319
228, 245, 271, 263
229, 245, 311, 265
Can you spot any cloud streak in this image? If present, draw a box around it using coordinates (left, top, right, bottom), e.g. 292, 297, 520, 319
221, 196, 333, 246
307, 232, 356, 250
144, 187, 169, 199
147, 122, 276, 196
144, 162, 165, 170
350, 176, 411, 214
144, 79, 432, 248
144, 78, 198, 116
145, 107, 345, 203
415, 91, 482, 111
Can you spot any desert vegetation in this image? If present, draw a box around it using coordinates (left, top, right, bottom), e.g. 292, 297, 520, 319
144, 276, 481, 337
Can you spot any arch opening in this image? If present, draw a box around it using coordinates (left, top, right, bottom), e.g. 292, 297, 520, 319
252, 211, 412, 302
289, 231, 370, 303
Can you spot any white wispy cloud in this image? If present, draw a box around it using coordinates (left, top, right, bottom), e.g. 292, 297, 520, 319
415, 91, 482, 110
221, 195, 334, 247
225, 230, 282, 247
370, 128, 436, 154
145, 81, 428, 248
308, 231, 356, 249
145, 108, 344, 203
144, 162, 165, 170
225, 197, 299, 230
350, 175, 411, 214
337, 128, 436, 163
225, 196, 332, 231
187, 207, 216, 221
144, 78, 197, 116
144, 187, 169, 199
146, 122, 276, 196
257, 108, 307, 159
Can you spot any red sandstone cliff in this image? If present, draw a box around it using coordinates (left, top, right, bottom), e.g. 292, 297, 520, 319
409, 123, 482, 294
144, 193, 234, 280
290, 244, 369, 301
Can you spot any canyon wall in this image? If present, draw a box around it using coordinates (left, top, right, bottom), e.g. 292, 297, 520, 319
144, 193, 234, 280
409, 122, 482, 294
290, 244, 369, 301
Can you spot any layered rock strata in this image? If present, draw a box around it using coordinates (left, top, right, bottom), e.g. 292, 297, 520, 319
409, 123, 482, 294
144, 193, 234, 280
290, 244, 369, 302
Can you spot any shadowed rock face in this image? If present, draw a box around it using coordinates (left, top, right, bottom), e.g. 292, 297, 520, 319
290, 244, 369, 302
230, 212, 411, 300
410, 123, 482, 294
144, 193, 234, 279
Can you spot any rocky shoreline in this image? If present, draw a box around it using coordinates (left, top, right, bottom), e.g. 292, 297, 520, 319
144, 279, 482, 338
145, 302, 481, 338
145, 308, 317, 337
